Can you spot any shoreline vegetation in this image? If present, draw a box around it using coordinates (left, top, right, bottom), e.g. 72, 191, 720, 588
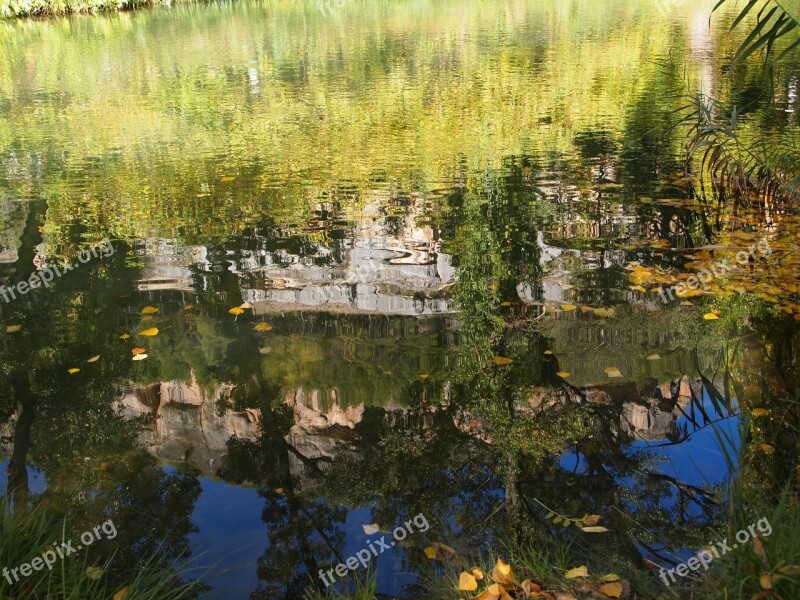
0, 0, 182, 18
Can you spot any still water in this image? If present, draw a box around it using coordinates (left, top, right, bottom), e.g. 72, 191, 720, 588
0, 0, 789, 597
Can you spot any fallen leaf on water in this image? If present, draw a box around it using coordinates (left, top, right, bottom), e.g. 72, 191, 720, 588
500, 301, 512, 307
520, 579, 542, 596
646, 354, 661, 360
67, 368, 80, 375
543, 350, 553, 355
556, 372, 570, 378
752, 408, 770, 417
119, 333, 130, 340
274, 487, 284, 494
561, 304, 577, 311
457, 572, 478, 591
580, 526, 609, 533
138, 327, 159, 337
254, 323, 272, 332
229, 307, 245, 316
239, 302, 253, 309
580, 306, 594, 314
593, 307, 615, 318
604, 367, 623, 378
424, 543, 456, 560
582, 514, 601, 526
494, 356, 513, 366
221, 175, 237, 181
491, 559, 519, 586
599, 581, 623, 598
362, 523, 381, 535
565, 566, 589, 579
753, 537, 767, 561
86, 355, 101, 363
759, 574, 773, 590
419, 373, 429, 379
132, 353, 148, 361
131, 347, 146, 356
141, 306, 159, 315
85, 566, 102, 580
6, 325, 22, 333
113, 588, 128, 600
703, 312, 719, 320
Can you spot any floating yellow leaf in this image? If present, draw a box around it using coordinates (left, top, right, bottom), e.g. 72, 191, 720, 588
556, 372, 570, 378
229, 307, 245, 316
221, 175, 237, 181
759, 574, 773, 590
457, 572, 478, 591
86, 355, 101, 363
85, 566, 102, 580
582, 514, 601, 526
113, 588, 128, 600
565, 566, 589, 579
119, 333, 130, 340
520, 580, 542, 596
6, 324, 22, 333
491, 559, 519, 586
131, 347, 146, 356
254, 323, 273, 332
752, 408, 770, 417
593, 307, 615, 318
500, 301, 512, 307
561, 304, 577, 311
362, 523, 381, 535
604, 367, 623, 378
138, 327, 159, 337
580, 306, 594, 313
424, 543, 456, 560
581, 526, 609, 533
703, 312, 719, 320
239, 302, 253, 309
419, 373, 429, 379
599, 581, 623, 598
141, 306, 159, 315
494, 356, 513, 366
67, 368, 80, 375
132, 353, 148, 361
274, 487, 284, 494
646, 354, 661, 360
543, 350, 553, 355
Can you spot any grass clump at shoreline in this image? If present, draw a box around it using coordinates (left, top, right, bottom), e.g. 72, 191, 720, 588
0, 497, 205, 600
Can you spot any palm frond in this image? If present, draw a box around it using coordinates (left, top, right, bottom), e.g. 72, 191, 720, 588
713, 0, 800, 66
